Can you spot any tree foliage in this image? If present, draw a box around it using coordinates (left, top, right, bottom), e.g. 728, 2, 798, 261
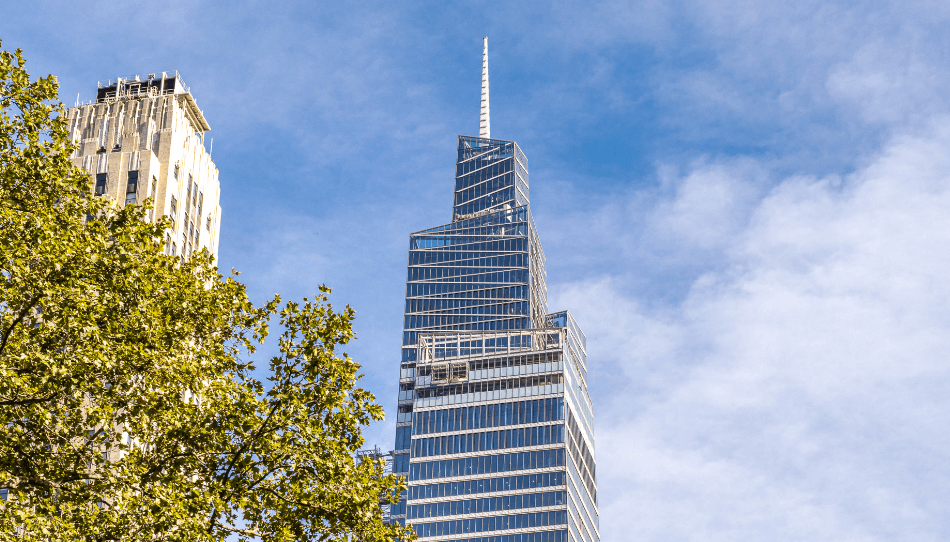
0, 41, 413, 542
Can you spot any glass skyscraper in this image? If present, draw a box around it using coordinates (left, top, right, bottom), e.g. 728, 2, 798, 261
389, 39, 599, 542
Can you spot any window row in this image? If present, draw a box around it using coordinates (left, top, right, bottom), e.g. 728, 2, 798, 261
406, 315, 530, 335
454, 172, 515, 206
412, 238, 527, 254
408, 490, 566, 520
456, 138, 513, 163
409, 284, 527, 304
411, 510, 566, 538
413, 214, 527, 243
455, 153, 512, 181
409, 470, 566, 501
407, 287, 528, 313
454, 165, 513, 194
408, 266, 527, 283
454, 188, 517, 219
467, 351, 561, 372
414, 351, 560, 375
411, 424, 564, 458
419, 528, 567, 542
422, 220, 526, 239
413, 398, 564, 435
403, 319, 530, 348
406, 302, 527, 326
409, 247, 525, 267
410, 448, 565, 481
413, 374, 563, 401
403, 331, 553, 363
410, 253, 526, 271
406, 275, 526, 298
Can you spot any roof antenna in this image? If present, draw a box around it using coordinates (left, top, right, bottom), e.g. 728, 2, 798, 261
479, 37, 490, 139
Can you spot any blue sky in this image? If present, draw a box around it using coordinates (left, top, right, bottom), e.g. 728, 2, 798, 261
6, 1, 950, 539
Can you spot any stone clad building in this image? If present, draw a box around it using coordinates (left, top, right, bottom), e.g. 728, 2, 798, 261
66, 71, 221, 259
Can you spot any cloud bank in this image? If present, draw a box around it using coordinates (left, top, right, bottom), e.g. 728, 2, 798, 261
554, 122, 950, 540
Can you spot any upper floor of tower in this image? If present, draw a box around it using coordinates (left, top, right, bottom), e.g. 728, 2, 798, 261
453, 135, 529, 222
66, 71, 222, 260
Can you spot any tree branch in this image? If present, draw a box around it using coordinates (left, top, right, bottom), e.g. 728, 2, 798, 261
0, 392, 57, 406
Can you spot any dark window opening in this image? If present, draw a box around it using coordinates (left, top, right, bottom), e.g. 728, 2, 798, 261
94, 173, 107, 196
125, 171, 138, 205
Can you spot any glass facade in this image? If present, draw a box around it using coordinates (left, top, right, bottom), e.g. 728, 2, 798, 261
393, 135, 598, 542
452, 136, 529, 221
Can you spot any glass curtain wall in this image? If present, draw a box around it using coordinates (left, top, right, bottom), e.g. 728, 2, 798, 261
402, 136, 548, 367
452, 136, 529, 221
392, 135, 598, 542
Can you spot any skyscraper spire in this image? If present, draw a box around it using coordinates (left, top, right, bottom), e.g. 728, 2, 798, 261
479, 37, 490, 139
389, 39, 600, 542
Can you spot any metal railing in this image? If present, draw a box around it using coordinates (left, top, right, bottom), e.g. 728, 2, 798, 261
416, 328, 564, 365
73, 72, 189, 106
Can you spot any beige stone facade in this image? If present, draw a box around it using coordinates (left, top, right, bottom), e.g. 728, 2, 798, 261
66, 71, 222, 260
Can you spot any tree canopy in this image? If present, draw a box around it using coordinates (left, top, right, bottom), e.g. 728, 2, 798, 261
0, 41, 413, 542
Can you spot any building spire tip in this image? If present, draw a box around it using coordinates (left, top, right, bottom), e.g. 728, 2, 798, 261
479, 37, 490, 139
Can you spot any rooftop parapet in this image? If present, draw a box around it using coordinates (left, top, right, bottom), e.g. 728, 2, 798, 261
95, 71, 187, 100
77, 71, 211, 132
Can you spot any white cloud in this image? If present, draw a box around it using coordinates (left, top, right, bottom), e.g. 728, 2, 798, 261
552, 121, 950, 540
649, 159, 768, 253
827, 37, 950, 127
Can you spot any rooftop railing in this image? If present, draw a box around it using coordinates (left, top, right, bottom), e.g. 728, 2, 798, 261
416, 328, 564, 365
72, 72, 190, 106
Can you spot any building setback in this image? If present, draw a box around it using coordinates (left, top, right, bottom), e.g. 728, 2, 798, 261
66, 71, 222, 260
390, 39, 600, 542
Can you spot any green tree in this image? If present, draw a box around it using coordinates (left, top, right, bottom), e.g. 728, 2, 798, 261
0, 42, 413, 542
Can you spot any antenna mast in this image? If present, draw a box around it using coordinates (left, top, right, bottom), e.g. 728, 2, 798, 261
479, 37, 490, 139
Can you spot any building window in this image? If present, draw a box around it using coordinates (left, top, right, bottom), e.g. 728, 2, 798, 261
169, 196, 177, 223
393, 454, 409, 474
174, 162, 180, 179
94, 173, 106, 196
125, 171, 138, 205
395, 427, 412, 450
206, 214, 212, 232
